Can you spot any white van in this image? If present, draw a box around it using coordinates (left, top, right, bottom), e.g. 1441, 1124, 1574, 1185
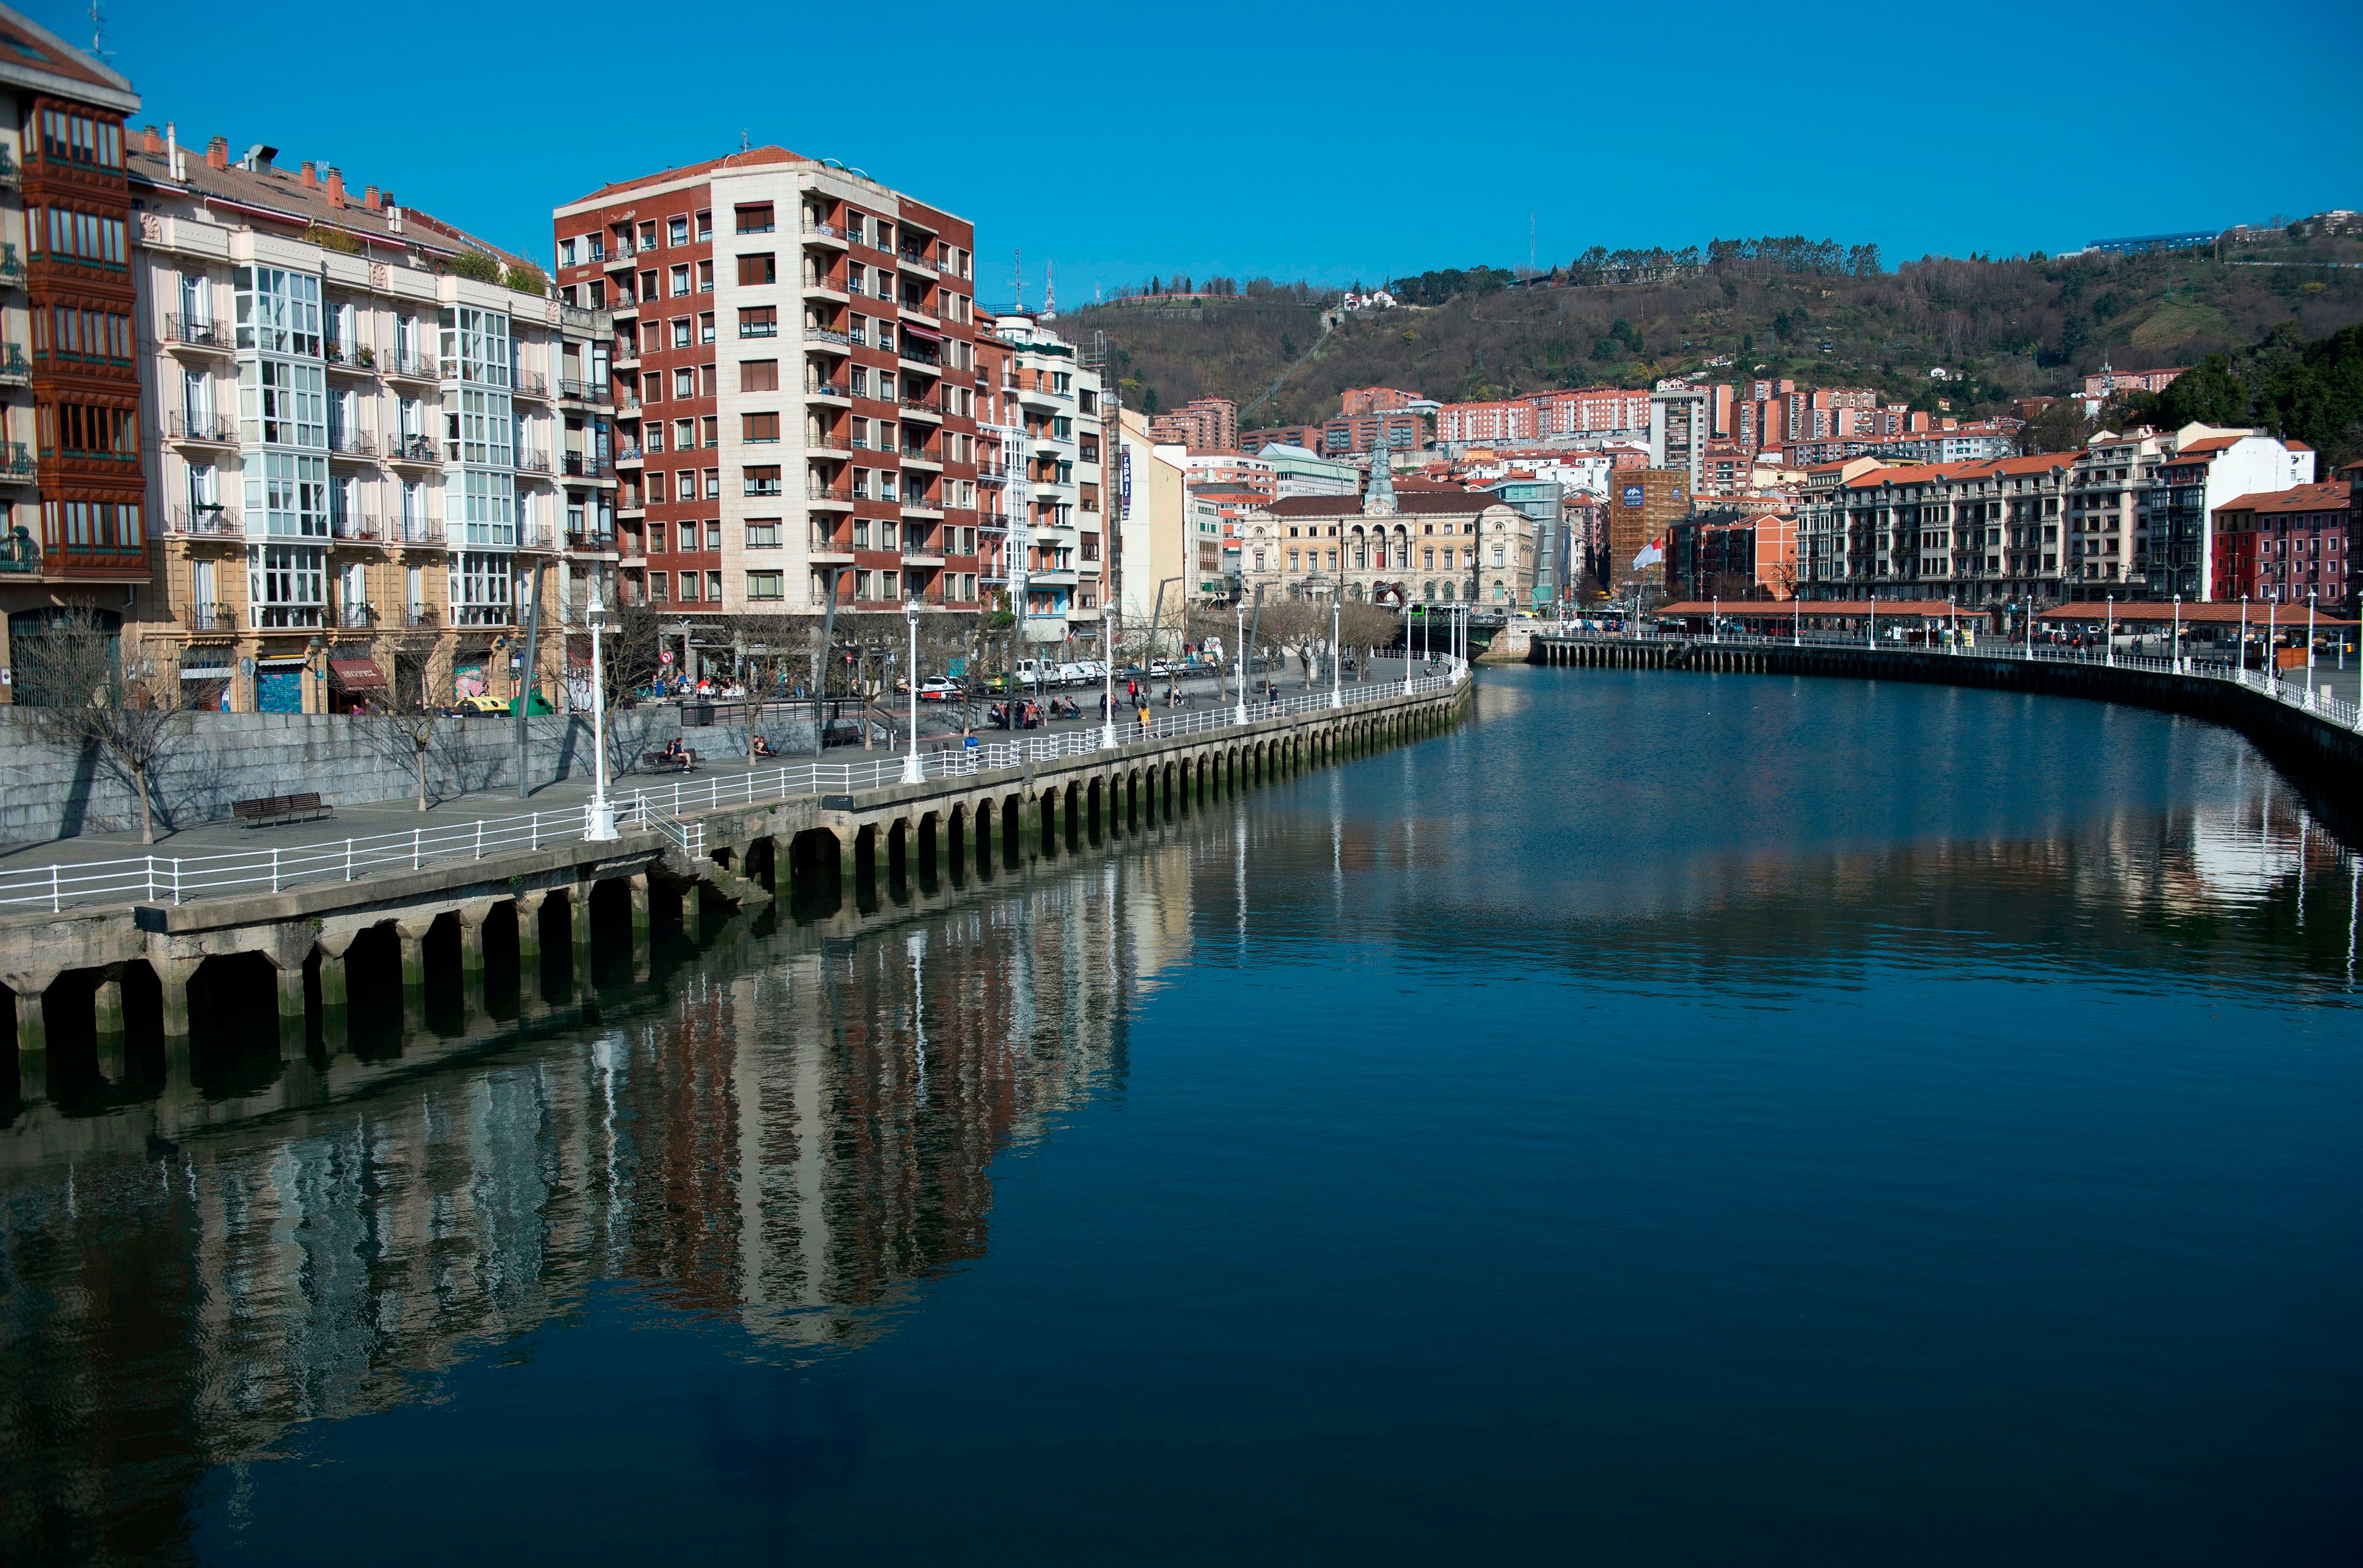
1055, 661, 1092, 685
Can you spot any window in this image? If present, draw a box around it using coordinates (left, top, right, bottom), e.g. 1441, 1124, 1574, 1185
644, 370, 663, 404
37, 107, 123, 169
673, 419, 695, 451
707, 570, 722, 602
672, 318, 692, 349
679, 571, 700, 602
737, 253, 776, 286
673, 367, 696, 399
741, 359, 779, 392
561, 237, 578, 266
738, 306, 777, 338
747, 570, 784, 601
735, 203, 774, 234
744, 412, 779, 444
703, 467, 720, 497
746, 520, 781, 549
698, 312, 715, 344
669, 265, 691, 297
233, 266, 321, 356
649, 572, 669, 602
705, 521, 722, 552
248, 542, 325, 626
744, 464, 781, 496
239, 358, 327, 447
640, 269, 658, 302
668, 217, 689, 247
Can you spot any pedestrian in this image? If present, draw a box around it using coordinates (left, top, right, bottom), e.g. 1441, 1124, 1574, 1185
1137, 698, 1151, 736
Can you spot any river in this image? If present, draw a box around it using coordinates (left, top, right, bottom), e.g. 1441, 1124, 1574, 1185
4, 665, 2358, 1564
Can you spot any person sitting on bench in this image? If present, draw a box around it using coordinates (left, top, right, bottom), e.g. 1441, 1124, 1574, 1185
751, 733, 774, 758
662, 736, 696, 771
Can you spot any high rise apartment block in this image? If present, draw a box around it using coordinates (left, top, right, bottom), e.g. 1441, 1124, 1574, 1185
1340, 386, 1420, 417
553, 149, 987, 666
980, 312, 1105, 644
1145, 395, 1235, 452
0, 9, 144, 648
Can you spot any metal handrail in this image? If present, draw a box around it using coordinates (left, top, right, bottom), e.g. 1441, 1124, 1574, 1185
0, 669, 1469, 915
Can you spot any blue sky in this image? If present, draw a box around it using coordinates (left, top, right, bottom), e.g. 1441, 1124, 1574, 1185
50, 0, 2363, 299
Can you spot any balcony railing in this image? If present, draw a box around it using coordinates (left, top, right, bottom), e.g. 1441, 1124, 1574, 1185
0, 246, 27, 285
383, 350, 439, 381
386, 434, 440, 465
453, 604, 514, 627
519, 524, 556, 550
802, 325, 848, 348
810, 527, 852, 554
802, 220, 844, 240
558, 377, 612, 403
186, 602, 237, 631
166, 412, 238, 445
335, 603, 377, 628
162, 314, 234, 352
806, 380, 847, 398
0, 441, 37, 478
322, 341, 379, 374
403, 604, 440, 628
167, 506, 242, 537
393, 517, 445, 545
327, 429, 377, 458
513, 370, 550, 398
808, 482, 854, 503
516, 448, 552, 474
613, 444, 643, 465
565, 529, 619, 552
252, 604, 326, 630
331, 514, 384, 543
0, 343, 29, 383
901, 397, 940, 415
898, 341, 940, 367
564, 453, 614, 479
604, 242, 637, 266
0, 147, 17, 186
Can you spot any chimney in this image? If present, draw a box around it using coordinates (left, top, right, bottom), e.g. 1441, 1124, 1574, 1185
139, 125, 162, 155
206, 136, 229, 171
324, 167, 345, 209
362, 184, 380, 211
300, 160, 318, 190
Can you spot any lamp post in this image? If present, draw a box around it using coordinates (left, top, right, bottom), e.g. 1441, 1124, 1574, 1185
901, 601, 923, 784
1402, 594, 1414, 695
2172, 592, 2182, 674
584, 591, 617, 840
1330, 593, 1343, 709
1101, 610, 1117, 749
2268, 598, 2278, 692
1234, 598, 1247, 723
2306, 589, 2316, 693
1711, 593, 1718, 643
2240, 595, 2248, 682
2105, 594, 2114, 667
1794, 594, 1801, 648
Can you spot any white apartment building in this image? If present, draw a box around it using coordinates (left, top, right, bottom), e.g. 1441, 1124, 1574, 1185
2152, 425, 2315, 600
981, 311, 1103, 646
131, 132, 588, 711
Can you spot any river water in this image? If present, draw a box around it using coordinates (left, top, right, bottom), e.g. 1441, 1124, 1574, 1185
4, 666, 2359, 1564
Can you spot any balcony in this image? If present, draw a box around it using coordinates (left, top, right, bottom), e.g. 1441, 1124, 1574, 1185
558, 377, 612, 405
976, 462, 1008, 485
897, 340, 941, 368
614, 345, 640, 372
185, 601, 237, 631
805, 274, 849, 302
1017, 382, 1062, 411
808, 483, 855, 508
404, 604, 441, 628
809, 526, 854, 562
565, 528, 619, 555
900, 444, 942, 468
323, 341, 379, 377
0, 147, 15, 186
393, 517, 445, 546
802, 325, 849, 348
564, 452, 615, 480
327, 429, 377, 461
802, 219, 847, 247
616, 392, 641, 416
900, 396, 942, 422
334, 603, 377, 629
519, 524, 557, 551
163, 314, 235, 354
896, 247, 935, 276
385, 350, 440, 383
613, 444, 643, 467
513, 370, 551, 400
0, 441, 38, 481
331, 514, 385, 544
252, 604, 326, 630
166, 505, 242, 538
516, 448, 553, 474
0, 246, 24, 286
805, 379, 849, 402
898, 301, 940, 327
165, 412, 239, 447
386, 433, 440, 467
603, 243, 637, 269
453, 604, 515, 628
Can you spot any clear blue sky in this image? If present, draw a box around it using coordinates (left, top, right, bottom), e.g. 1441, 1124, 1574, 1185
53, 0, 2363, 299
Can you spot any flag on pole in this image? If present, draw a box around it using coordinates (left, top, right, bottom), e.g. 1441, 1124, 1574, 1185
1632, 535, 1665, 571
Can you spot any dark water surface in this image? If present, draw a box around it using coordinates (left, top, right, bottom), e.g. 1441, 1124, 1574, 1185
5, 667, 2359, 1564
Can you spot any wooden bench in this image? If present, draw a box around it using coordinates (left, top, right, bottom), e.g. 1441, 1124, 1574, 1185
640, 748, 698, 772
232, 792, 333, 828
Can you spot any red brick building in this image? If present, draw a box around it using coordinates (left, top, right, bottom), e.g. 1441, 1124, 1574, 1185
2211, 481, 2351, 609
1340, 385, 1420, 417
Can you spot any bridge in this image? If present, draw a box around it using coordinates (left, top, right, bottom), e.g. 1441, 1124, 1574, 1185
1531, 629, 2362, 826
1, 669, 1471, 1123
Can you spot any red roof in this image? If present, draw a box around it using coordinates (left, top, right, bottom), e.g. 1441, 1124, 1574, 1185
565, 146, 807, 206
2214, 481, 2351, 515
1659, 599, 1964, 619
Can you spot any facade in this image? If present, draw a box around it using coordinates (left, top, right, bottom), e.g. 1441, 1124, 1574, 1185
1113, 406, 1187, 625
1239, 422, 1320, 452
988, 312, 1105, 645
1340, 385, 1420, 417
2153, 428, 2314, 600
131, 133, 581, 712
2083, 362, 2186, 399
1237, 469, 1529, 608
0, 8, 144, 681
1259, 442, 1360, 498
1320, 410, 1423, 455
1484, 474, 1564, 609
1647, 386, 1709, 497
2210, 481, 2350, 609
1670, 511, 1797, 601
1606, 467, 1689, 589
1145, 395, 1236, 453
2062, 426, 2170, 597
552, 148, 986, 674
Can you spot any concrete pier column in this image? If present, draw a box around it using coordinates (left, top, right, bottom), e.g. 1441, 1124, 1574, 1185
570, 884, 595, 991
837, 828, 862, 891
92, 974, 126, 1084
157, 955, 198, 1091
313, 933, 356, 1055
397, 923, 431, 1032
679, 879, 705, 945
513, 891, 547, 1010
627, 874, 653, 979
272, 960, 307, 1058
8, 977, 50, 1103
454, 905, 491, 1023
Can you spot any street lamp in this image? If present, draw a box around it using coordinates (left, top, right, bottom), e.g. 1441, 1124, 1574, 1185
2268, 598, 2278, 692
1234, 597, 1247, 723
584, 591, 617, 840
2172, 592, 2182, 675
2306, 589, 2317, 695
1101, 609, 1117, 749
1711, 593, 1718, 644
901, 601, 923, 784
1330, 593, 1343, 709
1402, 593, 1414, 696
2105, 594, 2114, 667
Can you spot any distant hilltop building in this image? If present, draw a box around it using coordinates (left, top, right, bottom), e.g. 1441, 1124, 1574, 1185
1146, 395, 1238, 453
1337, 288, 1395, 312
2077, 231, 2217, 257
2083, 361, 2187, 398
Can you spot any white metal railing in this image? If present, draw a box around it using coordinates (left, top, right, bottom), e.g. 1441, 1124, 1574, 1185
1540, 628, 2363, 733
0, 666, 1466, 915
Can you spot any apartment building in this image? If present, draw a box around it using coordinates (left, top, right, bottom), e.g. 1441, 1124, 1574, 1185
2210, 481, 2350, 609
1320, 409, 1423, 456
1238, 466, 1529, 608
2083, 362, 2186, 399
130, 131, 583, 713
985, 312, 1105, 645
2062, 426, 2171, 596
1145, 395, 1235, 453
552, 148, 985, 675
2153, 428, 2314, 599
1802, 453, 2074, 606
1340, 386, 1420, 417
1239, 422, 1321, 453
1114, 406, 1187, 625
0, 8, 144, 676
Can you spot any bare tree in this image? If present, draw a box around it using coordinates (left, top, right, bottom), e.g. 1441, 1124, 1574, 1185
1338, 602, 1399, 681
355, 637, 446, 812
13, 607, 203, 844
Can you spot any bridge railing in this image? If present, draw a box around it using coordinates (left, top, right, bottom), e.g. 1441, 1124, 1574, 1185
0, 666, 1467, 916
1541, 630, 2362, 732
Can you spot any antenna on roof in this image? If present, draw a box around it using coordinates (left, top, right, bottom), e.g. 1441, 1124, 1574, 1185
1044, 261, 1056, 319
87, 0, 113, 58
740, 129, 749, 152
1013, 247, 1023, 314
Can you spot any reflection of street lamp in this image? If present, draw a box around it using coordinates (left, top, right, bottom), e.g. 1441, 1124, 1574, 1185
902, 601, 923, 784
1330, 594, 1342, 709
585, 591, 617, 840
1101, 611, 1117, 749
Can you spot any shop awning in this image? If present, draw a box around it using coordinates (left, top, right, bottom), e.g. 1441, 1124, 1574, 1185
328, 657, 388, 690
901, 321, 946, 343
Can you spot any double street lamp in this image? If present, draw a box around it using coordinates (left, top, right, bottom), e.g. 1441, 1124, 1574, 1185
584, 590, 617, 841
901, 601, 924, 784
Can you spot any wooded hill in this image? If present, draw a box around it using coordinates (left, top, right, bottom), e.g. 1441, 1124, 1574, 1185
1062, 236, 2363, 438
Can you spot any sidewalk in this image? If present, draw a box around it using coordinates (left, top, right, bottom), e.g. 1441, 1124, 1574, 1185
0, 660, 1434, 878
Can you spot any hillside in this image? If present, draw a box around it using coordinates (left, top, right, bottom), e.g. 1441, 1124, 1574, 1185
1061, 242, 2363, 436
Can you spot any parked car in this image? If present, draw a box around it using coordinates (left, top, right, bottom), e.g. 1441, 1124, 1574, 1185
1054, 661, 1092, 685
455, 695, 508, 718
917, 676, 963, 702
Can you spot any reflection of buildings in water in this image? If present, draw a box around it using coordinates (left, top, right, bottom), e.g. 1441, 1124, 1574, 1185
0, 837, 1196, 1553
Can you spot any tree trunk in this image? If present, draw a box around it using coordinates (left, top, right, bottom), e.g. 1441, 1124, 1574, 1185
416, 740, 429, 811
134, 759, 155, 845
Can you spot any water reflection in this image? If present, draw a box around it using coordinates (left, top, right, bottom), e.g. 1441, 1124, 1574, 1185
2, 673, 2359, 1561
